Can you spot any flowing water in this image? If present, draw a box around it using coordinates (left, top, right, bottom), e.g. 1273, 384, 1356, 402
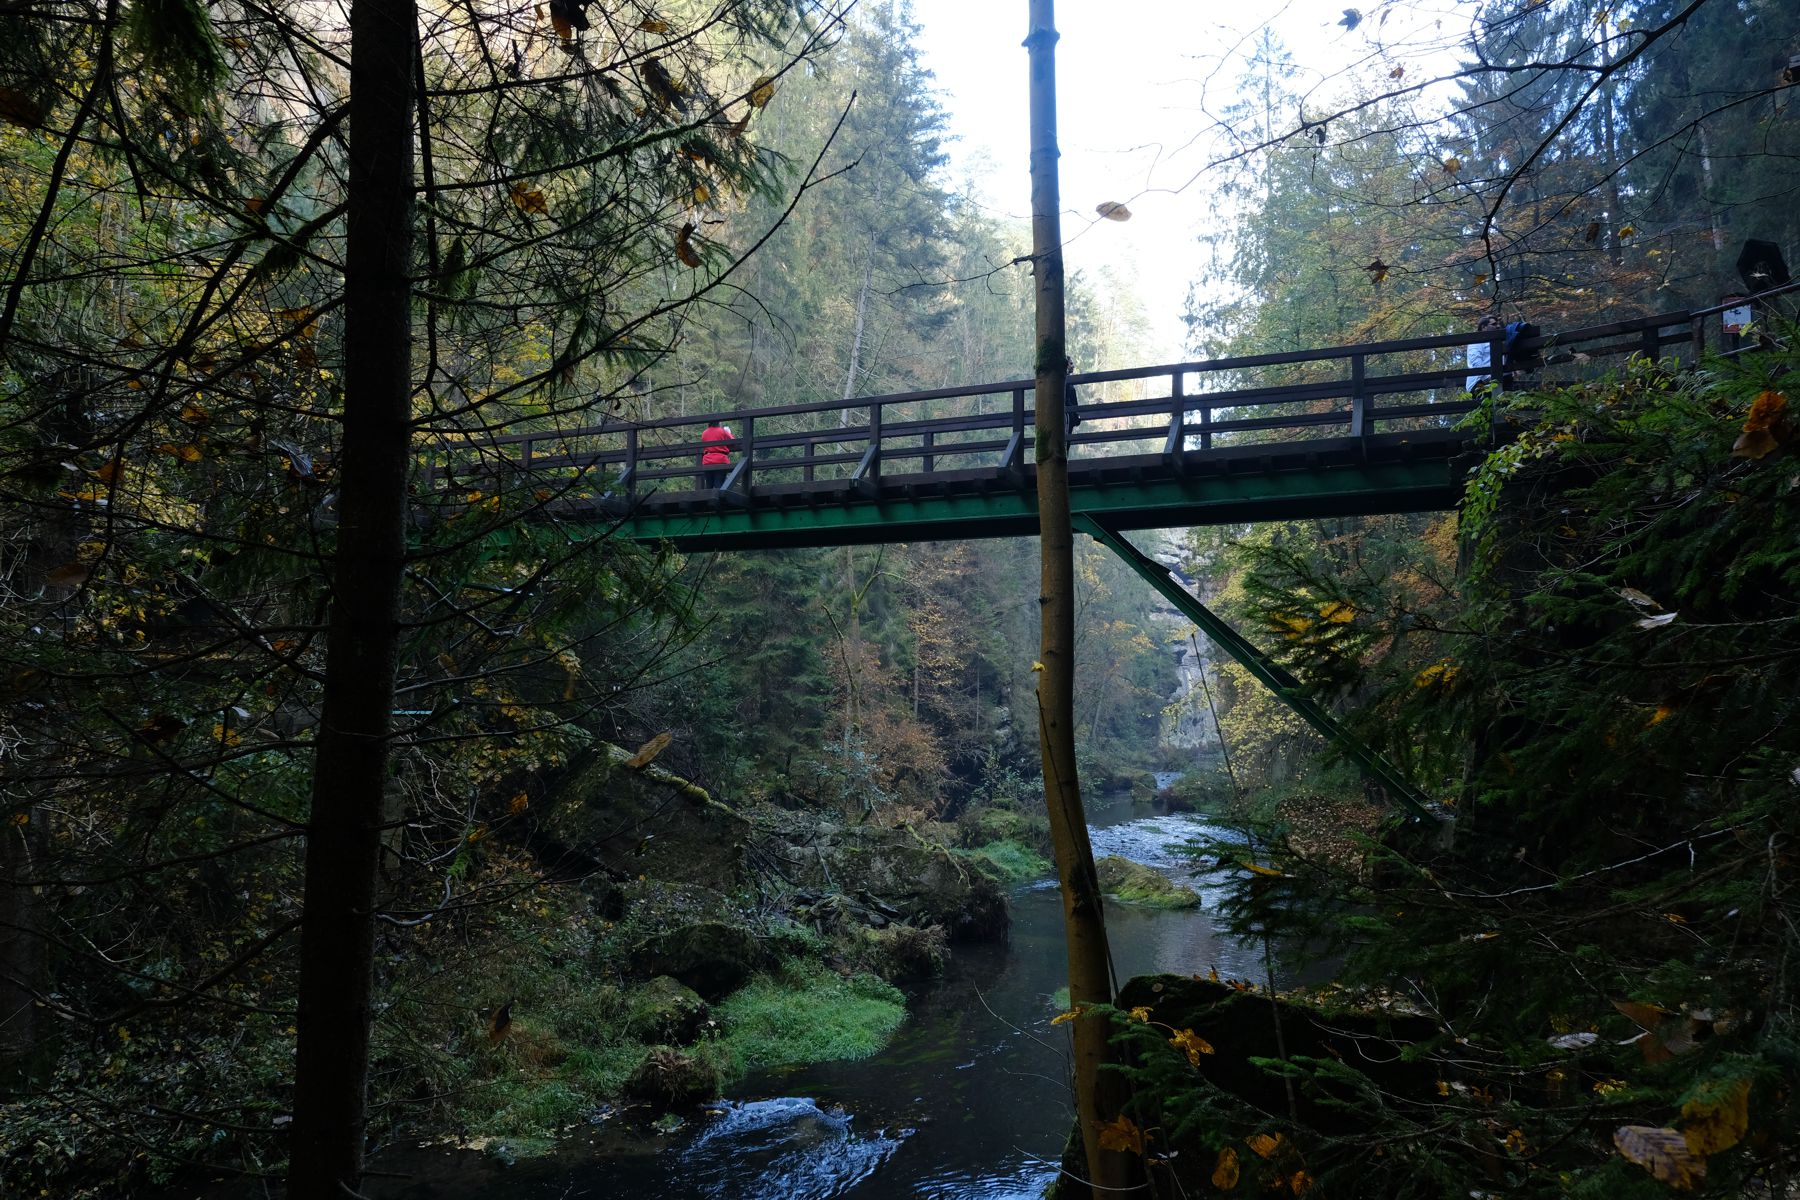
367, 796, 1262, 1200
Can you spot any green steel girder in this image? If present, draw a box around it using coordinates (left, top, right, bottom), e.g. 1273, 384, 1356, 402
1074, 515, 1438, 823
604, 455, 1461, 552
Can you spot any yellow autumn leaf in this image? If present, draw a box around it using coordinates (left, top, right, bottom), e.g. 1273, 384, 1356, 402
692, 183, 711, 205
747, 74, 776, 108
1032, 661, 1046, 672
1241, 861, 1284, 878
1128, 1006, 1153, 1022
1247, 1132, 1285, 1159
1618, 223, 1636, 239
625, 731, 672, 769
1170, 1027, 1215, 1063
1681, 1077, 1750, 1157
1050, 1006, 1085, 1026
1096, 1114, 1146, 1155
1442, 155, 1463, 174
1288, 1169, 1314, 1195
1614, 1125, 1705, 1190
507, 792, 530, 816
1317, 600, 1355, 624
1212, 1145, 1241, 1189
637, 17, 671, 32
1414, 661, 1460, 690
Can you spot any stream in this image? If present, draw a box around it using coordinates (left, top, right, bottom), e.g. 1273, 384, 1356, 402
367, 793, 1264, 1200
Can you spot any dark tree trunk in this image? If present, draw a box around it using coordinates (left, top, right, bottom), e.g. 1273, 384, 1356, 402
285, 0, 417, 1192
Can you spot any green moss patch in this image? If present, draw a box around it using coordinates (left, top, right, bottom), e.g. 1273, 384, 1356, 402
1095, 855, 1200, 909
715, 964, 905, 1073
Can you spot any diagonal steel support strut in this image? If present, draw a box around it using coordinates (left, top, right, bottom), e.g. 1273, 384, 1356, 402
1075, 514, 1438, 823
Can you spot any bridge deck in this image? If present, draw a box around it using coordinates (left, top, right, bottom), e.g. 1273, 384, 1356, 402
430, 291, 1777, 552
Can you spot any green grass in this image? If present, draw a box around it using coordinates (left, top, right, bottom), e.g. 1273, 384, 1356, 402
958, 839, 1052, 882
715, 964, 906, 1075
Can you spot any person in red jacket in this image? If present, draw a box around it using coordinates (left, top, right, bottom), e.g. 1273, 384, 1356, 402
699, 419, 733, 489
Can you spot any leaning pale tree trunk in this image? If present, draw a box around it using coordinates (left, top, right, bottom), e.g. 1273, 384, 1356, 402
1024, 3, 1140, 1195
286, 0, 418, 1193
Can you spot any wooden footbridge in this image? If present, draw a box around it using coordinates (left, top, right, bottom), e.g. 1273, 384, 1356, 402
437, 294, 1778, 819
446, 299, 1750, 551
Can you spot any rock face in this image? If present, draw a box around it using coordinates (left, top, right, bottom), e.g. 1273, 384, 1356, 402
538, 749, 749, 888
633, 922, 763, 1002
772, 820, 1010, 942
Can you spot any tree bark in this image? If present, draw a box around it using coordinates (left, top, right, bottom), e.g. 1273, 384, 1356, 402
1025, 4, 1140, 1195
285, 0, 417, 1193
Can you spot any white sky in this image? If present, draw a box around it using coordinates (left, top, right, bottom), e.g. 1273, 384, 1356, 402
905, 0, 1474, 359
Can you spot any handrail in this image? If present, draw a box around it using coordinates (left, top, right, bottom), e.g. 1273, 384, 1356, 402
426, 287, 1796, 504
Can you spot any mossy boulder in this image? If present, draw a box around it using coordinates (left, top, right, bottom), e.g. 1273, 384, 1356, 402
625, 975, 713, 1045
538, 749, 749, 888
633, 921, 762, 1002
1095, 856, 1200, 909
623, 1046, 720, 1111
820, 831, 1008, 942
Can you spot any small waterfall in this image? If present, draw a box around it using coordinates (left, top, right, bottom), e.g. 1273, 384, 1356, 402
1142, 537, 1223, 761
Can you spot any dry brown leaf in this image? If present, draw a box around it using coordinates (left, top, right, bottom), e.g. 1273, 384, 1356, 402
1095, 201, 1132, 221
1096, 1115, 1146, 1155
44, 561, 91, 588
1613, 1125, 1705, 1190
674, 223, 702, 268
510, 182, 549, 216
625, 731, 672, 768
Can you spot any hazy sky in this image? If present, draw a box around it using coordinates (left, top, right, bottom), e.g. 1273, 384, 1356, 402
903, 0, 1473, 359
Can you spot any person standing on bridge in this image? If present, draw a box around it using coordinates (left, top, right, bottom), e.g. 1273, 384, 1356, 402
700, 419, 734, 489
1466, 314, 1503, 393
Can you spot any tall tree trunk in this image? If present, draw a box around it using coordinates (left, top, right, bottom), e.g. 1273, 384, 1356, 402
1025, 4, 1139, 1195
0, 812, 44, 1072
286, 0, 417, 1193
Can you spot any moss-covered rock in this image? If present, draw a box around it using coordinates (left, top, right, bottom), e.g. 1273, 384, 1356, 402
625, 975, 712, 1045
633, 921, 762, 1001
768, 818, 1010, 942
1094, 856, 1200, 908
623, 1046, 720, 1111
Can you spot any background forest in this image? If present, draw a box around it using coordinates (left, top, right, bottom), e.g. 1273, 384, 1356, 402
2, 0, 1798, 1196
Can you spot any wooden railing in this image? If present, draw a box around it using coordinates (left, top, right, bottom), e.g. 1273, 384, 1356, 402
422, 284, 1796, 507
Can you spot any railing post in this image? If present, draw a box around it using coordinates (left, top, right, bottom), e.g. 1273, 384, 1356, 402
1163, 370, 1184, 465
1641, 322, 1662, 363
740, 416, 755, 491
1691, 315, 1706, 360
1005, 386, 1026, 469
625, 427, 638, 498
922, 429, 935, 475
866, 401, 882, 481
1349, 353, 1369, 438
804, 437, 816, 483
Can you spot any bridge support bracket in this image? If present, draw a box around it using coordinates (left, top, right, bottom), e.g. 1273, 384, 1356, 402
1074, 514, 1440, 823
